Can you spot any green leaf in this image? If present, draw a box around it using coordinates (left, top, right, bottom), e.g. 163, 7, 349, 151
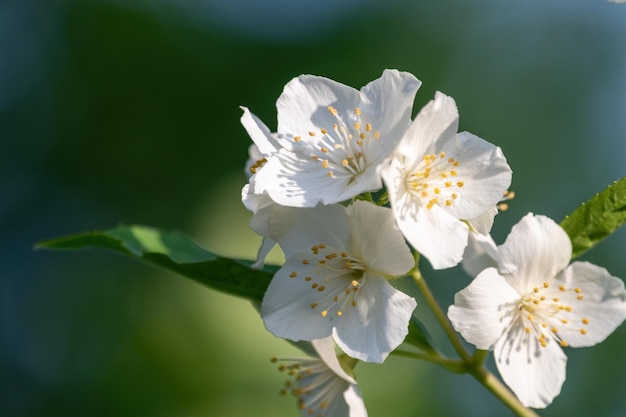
36, 225, 276, 302
560, 177, 626, 259
405, 315, 437, 354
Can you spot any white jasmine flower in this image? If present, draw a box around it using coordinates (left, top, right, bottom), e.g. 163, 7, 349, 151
260, 200, 416, 363
251, 69, 421, 207
272, 337, 367, 417
381, 92, 512, 270
448, 213, 626, 408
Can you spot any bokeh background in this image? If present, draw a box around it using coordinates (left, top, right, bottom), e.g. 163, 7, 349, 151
2, 0, 626, 416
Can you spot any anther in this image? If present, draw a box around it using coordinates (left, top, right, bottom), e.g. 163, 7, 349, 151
328, 105, 338, 116
311, 303, 317, 309
305, 276, 312, 281
582, 318, 590, 324
580, 328, 587, 335
321, 310, 328, 317
320, 128, 327, 135
302, 260, 309, 265
294, 136, 301, 142
317, 286, 325, 292
309, 131, 316, 137
312, 283, 318, 288
457, 181, 465, 187
290, 271, 298, 278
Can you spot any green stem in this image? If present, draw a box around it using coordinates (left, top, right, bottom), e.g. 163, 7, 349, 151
409, 256, 537, 416
390, 350, 465, 373
409, 259, 472, 363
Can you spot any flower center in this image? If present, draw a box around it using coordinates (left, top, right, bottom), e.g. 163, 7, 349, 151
289, 242, 365, 319
289, 106, 380, 183
405, 152, 464, 209
271, 357, 339, 417
518, 281, 589, 348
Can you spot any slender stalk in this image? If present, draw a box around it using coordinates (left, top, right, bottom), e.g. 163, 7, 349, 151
390, 350, 465, 373
409, 256, 537, 416
410, 262, 472, 363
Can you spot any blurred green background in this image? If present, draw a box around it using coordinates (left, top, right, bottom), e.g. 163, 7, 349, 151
3, 0, 626, 416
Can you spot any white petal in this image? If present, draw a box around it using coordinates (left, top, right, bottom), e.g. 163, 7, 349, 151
460, 231, 499, 277
402, 204, 469, 270
552, 261, 626, 348
240, 106, 281, 155
359, 69, 421, 149
344, 384, 368, 417
346, 201, 414, 276
394, 91, 459, 161
256, 204, 351, 259
448, 268, 520, 349
494, 319, 567, 409
311, 337, 356, 384
277, 74, 360, 139
251, 237, 276, 269
438, 132, 512, 220
332, 275, 416, 363
467, 206, 498, 236
261, 260, 336, 342
498, 214, 572, 293
253, 149, 363, 207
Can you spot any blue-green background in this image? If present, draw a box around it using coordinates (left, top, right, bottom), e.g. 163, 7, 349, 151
3, 0, 626, 416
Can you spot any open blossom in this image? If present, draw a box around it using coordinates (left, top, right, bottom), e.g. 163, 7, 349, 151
381, 92, 511, 270
259, 200, 416, 363
448, 213, 626, 408
250, 69, 421, 207
272, 337, 367, 417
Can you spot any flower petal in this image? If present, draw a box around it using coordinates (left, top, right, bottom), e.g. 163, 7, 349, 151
497, 214, 572, 294
494, 318, 567, 409
460, 231, 499, 277
402, 204, 469, 270
448, 268, 520, 349
311, 337, 356, 384
277, 74, 360, 142
240, 106, 281, 155
393, 91, 459, 161
253, 204, 351, 259
344, 384, 368, 417
346, 201, 414, 276
359, 69, 421, 152
551, 261, 626, 348
262, 259, 337, 342
332, 275, 416, 363
437, 132, 512, 220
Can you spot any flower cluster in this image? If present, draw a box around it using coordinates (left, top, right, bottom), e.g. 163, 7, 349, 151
240, 70, 626, 414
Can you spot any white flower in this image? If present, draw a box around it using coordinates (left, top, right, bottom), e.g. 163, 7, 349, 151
381, 92, 512, 270
260, 200, 416, 363
272, 337, 367, 417
250, 69, 421, 207
448, 213, 626, 408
